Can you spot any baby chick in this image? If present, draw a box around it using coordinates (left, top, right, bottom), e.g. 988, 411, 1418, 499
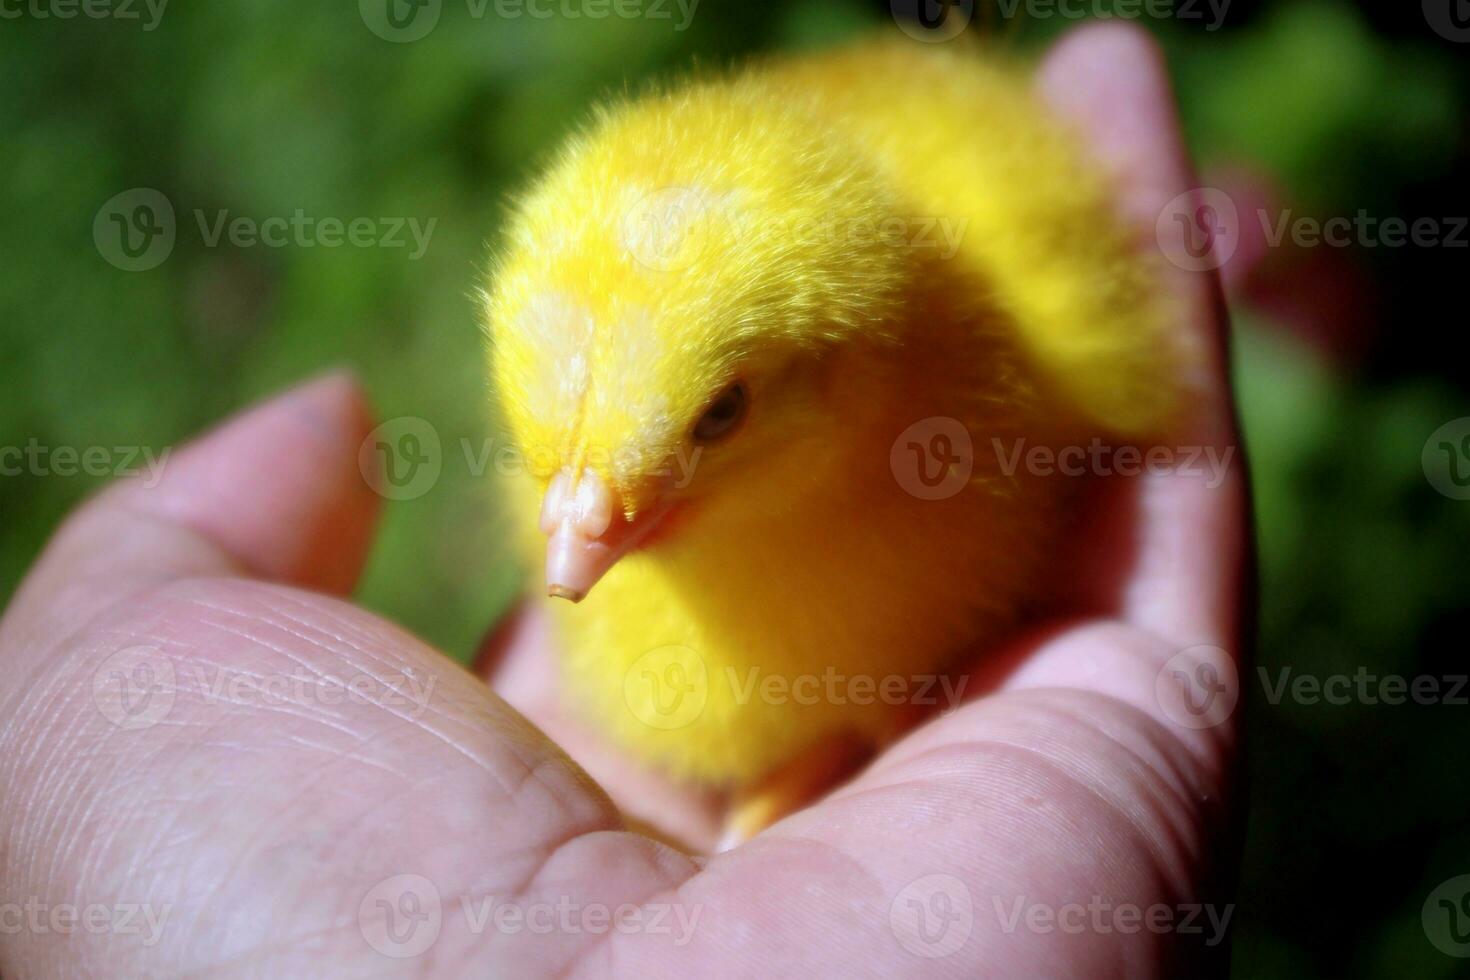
482, 38, 1190, 845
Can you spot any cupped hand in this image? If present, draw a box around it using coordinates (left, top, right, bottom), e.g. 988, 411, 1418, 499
0, 23, 1247, 979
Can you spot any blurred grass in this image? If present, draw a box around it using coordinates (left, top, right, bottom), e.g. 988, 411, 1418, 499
2, 1, 1469, 976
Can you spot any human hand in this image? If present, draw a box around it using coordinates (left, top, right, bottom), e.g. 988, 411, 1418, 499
0, 23, 1246, 978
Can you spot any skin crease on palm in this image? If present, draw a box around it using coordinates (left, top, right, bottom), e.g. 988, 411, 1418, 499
0, 23, 1247, 980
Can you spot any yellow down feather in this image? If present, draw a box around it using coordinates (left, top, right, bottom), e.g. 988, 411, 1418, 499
482, 37, 1193, 784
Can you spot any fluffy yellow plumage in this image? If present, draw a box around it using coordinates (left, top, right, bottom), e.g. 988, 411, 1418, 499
482, 39, 1190, 798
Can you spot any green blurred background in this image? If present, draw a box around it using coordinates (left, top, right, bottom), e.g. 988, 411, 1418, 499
2, 1, 1468, 975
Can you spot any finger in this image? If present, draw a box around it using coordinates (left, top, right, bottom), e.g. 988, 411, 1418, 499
639, 681, 1233, 978
0, 372, 381, 669
0, 569, 695, 977
477, 603, 726, 851
1037, 21, 1229, 390
0, 373, 697, 974
1036, 22, 1249, 657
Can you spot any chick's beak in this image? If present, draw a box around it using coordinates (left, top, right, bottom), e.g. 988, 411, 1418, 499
540, 468, 667, 602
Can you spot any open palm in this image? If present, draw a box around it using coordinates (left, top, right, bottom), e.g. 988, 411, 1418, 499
0, 24, 1247, 978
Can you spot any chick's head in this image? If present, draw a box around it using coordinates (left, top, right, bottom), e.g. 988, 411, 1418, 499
484, 80, 910, 600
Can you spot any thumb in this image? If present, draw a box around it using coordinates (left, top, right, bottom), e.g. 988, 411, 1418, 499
1, 371, 381, 663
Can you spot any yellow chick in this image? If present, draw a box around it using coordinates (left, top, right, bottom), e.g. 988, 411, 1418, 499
482, 38, 1190, 843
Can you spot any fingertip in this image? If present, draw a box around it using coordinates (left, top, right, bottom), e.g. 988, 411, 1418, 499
1037, 22, 1188, 228
1039, 19, 1170, 95
123, 369, 383, 594
1032, 23, 1247, 654
1037, 21, 1230, 403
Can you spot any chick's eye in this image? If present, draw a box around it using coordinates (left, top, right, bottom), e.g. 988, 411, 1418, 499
692, 382, 748, 443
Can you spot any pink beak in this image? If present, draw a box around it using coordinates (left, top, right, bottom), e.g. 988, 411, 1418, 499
540, 468, 669, 602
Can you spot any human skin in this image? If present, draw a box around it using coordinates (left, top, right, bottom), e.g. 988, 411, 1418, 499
0, 23, 1248, 978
